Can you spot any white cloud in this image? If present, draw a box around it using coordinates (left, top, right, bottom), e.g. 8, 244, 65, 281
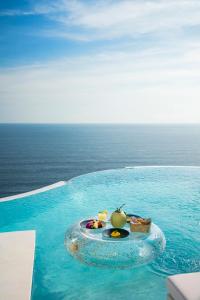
0, 1, 61, 17
1, 0, 200, 123
2, 0, 200, 41
39, 0, 200, 41
1, 40, 200, 123
0, 9, 34, 16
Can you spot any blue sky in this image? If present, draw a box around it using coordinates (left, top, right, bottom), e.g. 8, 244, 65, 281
1, 0, 200, 123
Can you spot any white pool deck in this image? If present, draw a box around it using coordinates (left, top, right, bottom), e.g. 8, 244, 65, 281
0, 231, 35, 300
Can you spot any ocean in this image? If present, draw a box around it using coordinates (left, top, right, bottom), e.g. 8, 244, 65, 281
1, 123, 200, 198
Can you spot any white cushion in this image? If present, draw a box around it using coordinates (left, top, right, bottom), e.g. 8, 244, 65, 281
167, 272, 200, 300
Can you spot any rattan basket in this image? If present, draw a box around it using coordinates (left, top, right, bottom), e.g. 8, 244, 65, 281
130, 218, 151, 233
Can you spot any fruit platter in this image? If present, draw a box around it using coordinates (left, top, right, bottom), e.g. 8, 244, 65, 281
80, 219, 106, 229
65, 205, 166, 268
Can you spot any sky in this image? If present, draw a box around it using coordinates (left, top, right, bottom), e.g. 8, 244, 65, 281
0, 0, 200, 123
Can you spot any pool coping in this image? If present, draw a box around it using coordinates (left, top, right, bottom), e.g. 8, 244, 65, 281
0, 181, 66, 202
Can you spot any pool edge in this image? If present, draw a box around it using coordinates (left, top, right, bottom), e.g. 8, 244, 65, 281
0, 181, 67, 202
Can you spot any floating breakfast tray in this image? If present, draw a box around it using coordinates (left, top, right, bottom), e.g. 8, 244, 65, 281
65, 219, 166, 268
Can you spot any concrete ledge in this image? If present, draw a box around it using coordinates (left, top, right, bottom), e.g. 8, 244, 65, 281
0, 181, 66, 202
0, 231, 36, 300
167, 272, 200, 300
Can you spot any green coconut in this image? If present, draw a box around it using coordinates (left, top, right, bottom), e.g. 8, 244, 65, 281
111, 204, 127, 228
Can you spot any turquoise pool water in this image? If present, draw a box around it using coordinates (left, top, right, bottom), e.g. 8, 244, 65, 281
0, 167, 200, 300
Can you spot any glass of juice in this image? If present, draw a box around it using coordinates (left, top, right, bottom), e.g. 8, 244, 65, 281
98, 210, 108, 221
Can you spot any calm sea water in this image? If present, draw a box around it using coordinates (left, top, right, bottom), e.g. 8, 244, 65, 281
1, 124, 200, 197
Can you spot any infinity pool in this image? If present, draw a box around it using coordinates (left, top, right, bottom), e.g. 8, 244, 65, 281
0, 167, 200, 300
